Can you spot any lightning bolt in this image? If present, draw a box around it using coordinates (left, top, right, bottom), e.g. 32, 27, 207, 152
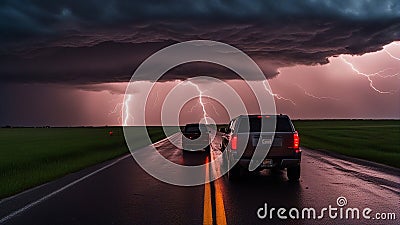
109, 102, 123, 124
182, 81, 210, 124
123, 94, 134, 126
152, 90, 161, 108
205, 100, 221, 117
372, 68, 400, 79
296, 84, 339, 101
384, 49, 400, 61
262, 80, 296, 105
188, 100, 220, 117
339, 55, 397, 94
109, 102, 123, 115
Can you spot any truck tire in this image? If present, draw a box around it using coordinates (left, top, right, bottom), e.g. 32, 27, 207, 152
205, 145, 211, 154
228, 165, 240, 181
287, 165, 300, 181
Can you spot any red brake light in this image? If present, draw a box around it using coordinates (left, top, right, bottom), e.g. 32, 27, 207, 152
231, 135, 237, 150
293, 132, 300, 149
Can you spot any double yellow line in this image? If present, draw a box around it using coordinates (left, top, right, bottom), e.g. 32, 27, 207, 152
203, 155, 227, 225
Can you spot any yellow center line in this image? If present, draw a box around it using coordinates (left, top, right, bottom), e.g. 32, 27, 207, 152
214, 179, 227, 225
203, 156, 213, 225
210, 150, 228, 225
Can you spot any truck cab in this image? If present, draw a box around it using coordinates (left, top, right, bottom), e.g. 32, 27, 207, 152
221, 115, 301, 181
182, 123, 211, 153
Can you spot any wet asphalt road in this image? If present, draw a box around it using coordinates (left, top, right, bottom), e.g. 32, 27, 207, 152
0, 133, 399, 225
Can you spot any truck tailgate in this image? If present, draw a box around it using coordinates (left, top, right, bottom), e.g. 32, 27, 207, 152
238, 132, 295, 159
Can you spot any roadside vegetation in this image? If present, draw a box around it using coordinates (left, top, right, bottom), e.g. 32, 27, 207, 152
293, 120, 400, 168
0, 127, 165, 199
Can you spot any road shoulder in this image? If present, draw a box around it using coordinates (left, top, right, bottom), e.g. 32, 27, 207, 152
0, 153, 131, 222
302, 147, 400, 176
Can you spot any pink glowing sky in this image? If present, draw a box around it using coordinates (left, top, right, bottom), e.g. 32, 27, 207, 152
2, 41, 397, 126
3, 42, 400, 126
133, 41, 400, 125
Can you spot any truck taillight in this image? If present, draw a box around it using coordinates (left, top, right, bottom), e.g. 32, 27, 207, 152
231, 135, 238, 150
293, 132, 300, 150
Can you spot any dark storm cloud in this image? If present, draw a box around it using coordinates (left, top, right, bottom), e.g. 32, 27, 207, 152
0, 0, 399, 84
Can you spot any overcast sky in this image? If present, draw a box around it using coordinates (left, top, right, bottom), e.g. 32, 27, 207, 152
0, 0, 399, 126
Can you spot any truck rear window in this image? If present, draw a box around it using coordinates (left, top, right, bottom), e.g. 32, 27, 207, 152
184, 125, 207, 133
237, 117, 294, 132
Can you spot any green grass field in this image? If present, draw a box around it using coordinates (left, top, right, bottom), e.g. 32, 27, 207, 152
0, 127, 165, 199
293, 120, 400, 168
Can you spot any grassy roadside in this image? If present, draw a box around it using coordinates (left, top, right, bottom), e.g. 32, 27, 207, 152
0, 126, 165, 199
293, 120, 400, 168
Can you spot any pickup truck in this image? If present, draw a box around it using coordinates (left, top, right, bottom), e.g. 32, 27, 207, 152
220, 115, 301, 181
182, 123, 211, 153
